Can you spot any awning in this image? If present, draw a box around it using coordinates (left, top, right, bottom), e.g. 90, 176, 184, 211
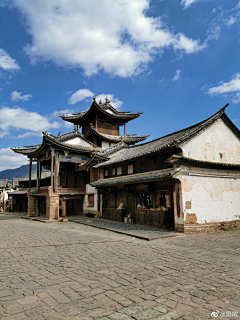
91, 168, 180, 187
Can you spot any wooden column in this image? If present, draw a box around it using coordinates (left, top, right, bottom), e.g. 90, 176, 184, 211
29, 157, 32, 191
54, 161, 59, 193
95, 113, 98, 130
51, 154, 54, 191
124, 124, 126, 137
37, 161, 39, 191
40, 165, 42, 189
60, 198, 68, 222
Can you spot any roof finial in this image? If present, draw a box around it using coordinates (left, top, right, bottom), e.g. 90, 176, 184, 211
93, 97, 96, 102
105, 97, 109, 104
58, 132, 61, 136
74, 125, 78, 132
99, 99, 102, 105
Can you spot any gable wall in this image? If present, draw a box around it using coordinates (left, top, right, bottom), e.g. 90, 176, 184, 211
181, 119, 240, 164
64, 137, 92, 147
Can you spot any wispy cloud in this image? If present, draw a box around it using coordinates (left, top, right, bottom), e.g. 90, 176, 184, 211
0, 48, 20, 71
0, 106, 60, 138
207, 73, 240, 103
0, 147, 29, 172
68, 89, 94, 105
11, 91, 33, 102
181, 0, 204, 9
172, 70, 182, 81
225, 15, 237, 26
68, 88, 123, 110
211, 3, 240, 29
8, 0, 206, 77
50, 109, 74, 128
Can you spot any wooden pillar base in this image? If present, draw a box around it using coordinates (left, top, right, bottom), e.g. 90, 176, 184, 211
27, 196, 39, 217
46, 194, 59, 220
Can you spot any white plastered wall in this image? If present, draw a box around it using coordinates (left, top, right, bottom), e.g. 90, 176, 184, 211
180, 174, 240, 224
64, 137, 92, 147
102, 141, 110, 149
83, 184, 98, 212
181, 119, 240, 164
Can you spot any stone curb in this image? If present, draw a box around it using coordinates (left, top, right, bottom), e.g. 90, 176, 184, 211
68, 219, 184, 241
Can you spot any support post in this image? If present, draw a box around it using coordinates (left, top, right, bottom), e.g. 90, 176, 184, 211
51, 153, 54, 190
61, 198, 68, 222
39, 165, 42, 190
124, 123, 126, 137
54, 161, 59, 193
95, 113, 98, 131
29, 157, 32, 191
37, 161, 39, 191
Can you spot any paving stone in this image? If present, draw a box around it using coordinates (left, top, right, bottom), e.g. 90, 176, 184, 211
132, 308, 160, 319
153, 305, 168, 313
1, 214, 240, 320
108, 312, 133, 319
155, 311, 179, 320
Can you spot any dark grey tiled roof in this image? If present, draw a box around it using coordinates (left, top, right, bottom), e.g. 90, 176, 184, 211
8, 190, 28, 195
86, 126, 148, 144
48, 130, 95, 146
11, 131, 104, 156
20, 171, 51, 181
99, 142, 128, 156
94, 105, 232, 168
167, 155, 240, 168
60, 99, 142, 122
91, 168, 180, 187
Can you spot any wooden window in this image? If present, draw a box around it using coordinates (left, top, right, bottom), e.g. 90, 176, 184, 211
90, 169, 99, 183
88, 195, 94, 207
117, 167, 122, 175
105, 169, 108, 177
112, 168, 116, 175
128, 164, 133, 174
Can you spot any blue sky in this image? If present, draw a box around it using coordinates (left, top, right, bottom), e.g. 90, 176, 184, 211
0, 0, 240, 171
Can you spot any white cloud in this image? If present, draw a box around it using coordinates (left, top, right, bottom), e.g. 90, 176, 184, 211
50, 109, 74, 128
95, 94, 123, 110
68, 89, 94, 105
172, 69, 182, 81
207, 73, 240, 103
181, 0, 201, 9
206, 26, 221, 41
51, 109, 74, 119
0, 106, 60, 138
11, 91, 33, 102
68, 88, 123, 110
10, 0, 205, 77
0, 147, 29, 172
0, 48, 20, 71
226, 16, 237, 26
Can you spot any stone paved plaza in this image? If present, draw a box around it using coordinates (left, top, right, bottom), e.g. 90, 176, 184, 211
0, 213, 240, 320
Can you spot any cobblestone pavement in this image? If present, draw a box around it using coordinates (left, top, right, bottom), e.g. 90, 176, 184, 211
68, 216, 179, 240
0, 213, 240, 320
